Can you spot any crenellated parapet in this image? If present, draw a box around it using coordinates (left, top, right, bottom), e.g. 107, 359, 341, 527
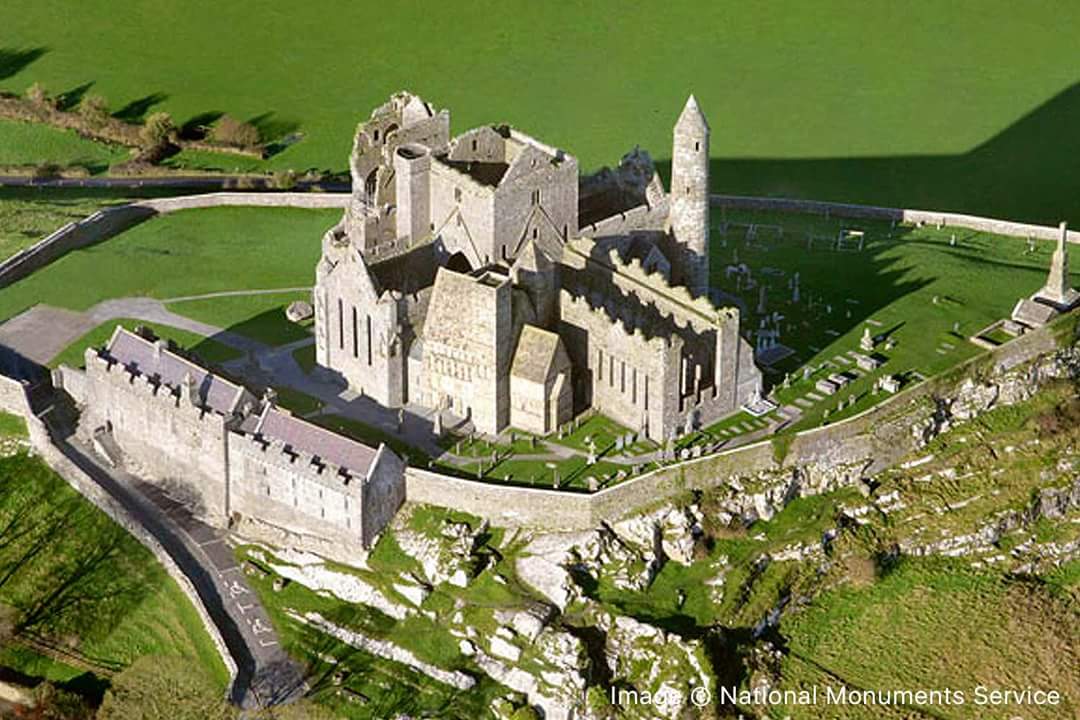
230, 432, 366, 494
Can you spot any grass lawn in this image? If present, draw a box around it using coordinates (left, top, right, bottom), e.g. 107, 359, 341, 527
0, 206, 335, 323
0, 118, 128, 172
0, 410, 27, 439
713, 209, 1080, 430
773, 558, 1080, 720
48, 318, 242, 369
291, 343, 317, 374
0, 187, 134, 261
3, 3, 1080, 225
166, 292, 313, 347
271, 385, 323, 416
0, 452, 230, 693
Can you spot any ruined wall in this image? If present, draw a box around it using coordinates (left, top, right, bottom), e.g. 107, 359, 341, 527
558, 291, 678, 439
429, 161, 496, 267
493, 145, 578, 260
80, 351, 230, 521
361, 445, 407, 548
314, 242, 405, 407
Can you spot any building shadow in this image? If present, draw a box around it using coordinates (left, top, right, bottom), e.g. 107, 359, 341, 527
654, 81, 1080, 228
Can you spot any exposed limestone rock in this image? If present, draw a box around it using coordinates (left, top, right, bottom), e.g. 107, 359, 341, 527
288, 610, 475, 690
264, 555, 409, 619
515, 531, 593, 610
394, 520, 480, 588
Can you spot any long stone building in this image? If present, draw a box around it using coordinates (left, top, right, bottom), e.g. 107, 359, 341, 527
72, 326, 405, 560
315, 92, 762, 441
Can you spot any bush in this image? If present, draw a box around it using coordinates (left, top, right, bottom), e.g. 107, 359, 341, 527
210, 114, 260, 148
140, 111, 175, 147
26, 81, 53, 109
271, 169, 298, 190
77, 94, 110, 127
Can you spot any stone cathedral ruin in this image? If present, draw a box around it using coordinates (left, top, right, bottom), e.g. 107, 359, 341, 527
315, 92, 763, 440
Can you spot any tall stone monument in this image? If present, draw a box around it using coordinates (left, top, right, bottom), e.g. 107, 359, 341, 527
670, 95, 710, 296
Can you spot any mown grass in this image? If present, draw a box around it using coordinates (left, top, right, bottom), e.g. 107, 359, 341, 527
165, 292, 313, 347
0, 453, 229, 692
0, 410, 27, 439
0, 188, 129, 262
48, 318, 242, 369
0, 118, 128, 171
0, 206, 335, 323
3, 3, 1080, 226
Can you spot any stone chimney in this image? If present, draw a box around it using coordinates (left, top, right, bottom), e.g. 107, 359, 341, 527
180, 372, 198, 406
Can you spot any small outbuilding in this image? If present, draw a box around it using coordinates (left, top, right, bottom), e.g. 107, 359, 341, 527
510, 325, 572, 435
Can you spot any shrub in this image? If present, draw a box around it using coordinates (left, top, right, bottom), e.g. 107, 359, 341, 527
25, 81, 53, 108
271, 169, 298, 190
140, 111, 175, 147
210, 114, 260, 148
77, 93, 110, 127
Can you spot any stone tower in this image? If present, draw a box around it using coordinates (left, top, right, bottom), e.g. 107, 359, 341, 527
670, 95, 710, 296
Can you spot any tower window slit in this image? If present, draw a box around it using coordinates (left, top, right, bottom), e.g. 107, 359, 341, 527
352, 307, 358, 358
366, 315, 373, 365
337, 298, 344, 350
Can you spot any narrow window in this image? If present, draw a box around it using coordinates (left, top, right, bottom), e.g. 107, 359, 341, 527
337, 298, 344, 349
455, 187, 462, 203
471, 139, 478, 152
609, 356, 615, 387
632, 369, 637, 404
352, 307, 358, 358
531, 189, 541, 206
694, 141, 700, 152
644, 376, 649, 410
366, 315, 373, 365
620, 361, 626, 393
532, 227, 538, 240
597, 349, 603, 381
373, 129, 380, 142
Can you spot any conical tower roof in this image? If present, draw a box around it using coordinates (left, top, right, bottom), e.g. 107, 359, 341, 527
675, 94, 709, 133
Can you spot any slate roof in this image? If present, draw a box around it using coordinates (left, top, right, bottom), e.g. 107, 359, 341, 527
511, 325, 568, 384
256, 407, 377, 477
105, 327, 245, 415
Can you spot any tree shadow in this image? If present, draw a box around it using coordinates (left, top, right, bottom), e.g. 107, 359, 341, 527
179, 110, 225, 140
654, 81, 1080, 228
0, 47, 47, 82
113, 92, 169, 123
54, 82, 95, 111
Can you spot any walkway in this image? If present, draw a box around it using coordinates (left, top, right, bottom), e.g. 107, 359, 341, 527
0, 174, 350, 192
40, 402, 305, 709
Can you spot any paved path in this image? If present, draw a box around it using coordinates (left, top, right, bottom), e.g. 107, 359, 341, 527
42, 408, 305, 709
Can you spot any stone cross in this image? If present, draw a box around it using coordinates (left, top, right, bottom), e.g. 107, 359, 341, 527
860, 327, 874, 352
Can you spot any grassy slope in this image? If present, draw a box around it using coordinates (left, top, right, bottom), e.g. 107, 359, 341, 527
0, 187, 136, 261
0, 118, 128, 170
0, 450, 230, 692
0, 205, 335, 323
2, 3, 1080, 224
48, 317, 242, 368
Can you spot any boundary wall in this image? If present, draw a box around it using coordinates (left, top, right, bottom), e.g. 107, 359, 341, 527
0, 376, 239, 696
711, 194, 1080, 244
0, 192, 350, 290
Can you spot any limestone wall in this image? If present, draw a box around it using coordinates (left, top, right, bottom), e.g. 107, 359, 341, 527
0, 192, 350, 290
0, 373, 29, 416
81, 352, 230, 521
362, 446, 407, 548
711, 194, 1080, 244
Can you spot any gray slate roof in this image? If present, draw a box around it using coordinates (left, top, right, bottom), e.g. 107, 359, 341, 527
256, 407, 377, 477
106, 327, 244, 415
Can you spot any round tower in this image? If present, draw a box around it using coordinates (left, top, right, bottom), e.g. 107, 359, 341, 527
670, 95, 710, 296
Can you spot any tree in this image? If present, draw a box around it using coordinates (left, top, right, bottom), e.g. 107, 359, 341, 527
96, 656, 234, 720
29, 682, 94, 720
271, 169, 298, 190
26, 82, 52, 109
139, 111, 175, 148
210, 114, 260, 148
77, 94, 110, 128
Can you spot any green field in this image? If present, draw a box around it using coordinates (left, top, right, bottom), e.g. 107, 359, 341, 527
49, 318, 242, 369
0, 206, 335, 324
0, 451, 230, 698
165, 292, 313, 347
0, 118, 128, 171
3, 3, 1080, 224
